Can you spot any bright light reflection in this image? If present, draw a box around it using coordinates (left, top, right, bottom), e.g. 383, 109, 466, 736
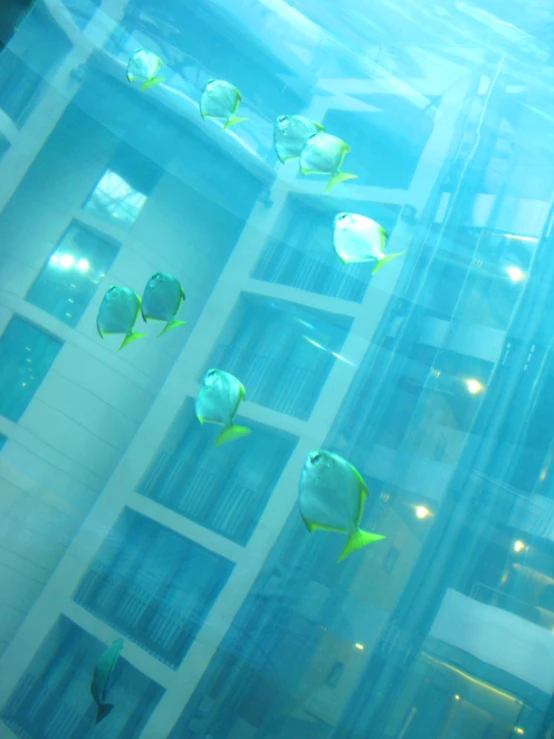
415, 506, 432, 519
466, 379, 484, 395
76, 258, 89, 272
59, 254, 75, 269
355, 643, 364, 651
454, 695, 460, 701
513, 540, 525, 553
506, 266, 525, 282
504, 234, 538, 243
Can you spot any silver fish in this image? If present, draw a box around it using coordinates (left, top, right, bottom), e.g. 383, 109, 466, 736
200, 79, 246, 130
90, 637, 124, 725
195, 368, 251, 446
141, 272, 187, 337
299, 132, 356, 192
97, 286, 146, 351
273, 115, 324, 163
126, 49, 164, 91
298, 450, 386, 562
333, 213, 404, 273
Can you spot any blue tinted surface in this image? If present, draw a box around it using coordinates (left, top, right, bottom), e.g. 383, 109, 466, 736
2, 616, 164, 738
73, 509, 235, 668
3, 1, 554, 738
26, 221, 120, 327
0, 317, 62, 421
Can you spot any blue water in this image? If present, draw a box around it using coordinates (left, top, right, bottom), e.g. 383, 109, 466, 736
0, 0, 554, 737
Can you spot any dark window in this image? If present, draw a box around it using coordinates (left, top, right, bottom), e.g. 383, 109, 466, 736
73, 509, 234, 668
0, 317, 63, 422
138, 398, 297, 545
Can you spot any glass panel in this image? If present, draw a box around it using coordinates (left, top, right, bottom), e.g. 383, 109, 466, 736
0, 433, 6, 452
203, 294, 353, 420
0, 6, 71, 126
26, 221, 120, 327
0, 317, 63, 422
138, 398, 298, 545
83, 142, 163, 231
83, 170, 148, 230
73, 509, 234, 668
2, 616, 164, 737
252, 197, 396, 302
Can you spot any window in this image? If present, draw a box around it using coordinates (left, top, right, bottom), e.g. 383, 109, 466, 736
2, 616, 164, 737
0, 6, 71, 126
138, 399, 298, 545
83, 170, 147, 229
73, 509, 234, 668
83, 142, 162, 230
203, 294, 353, 420
252, 197, 394, 302
26, 221, 120, 327
0, 317, 62, 422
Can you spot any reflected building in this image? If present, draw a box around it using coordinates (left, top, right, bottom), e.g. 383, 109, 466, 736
1, 0, 554, 738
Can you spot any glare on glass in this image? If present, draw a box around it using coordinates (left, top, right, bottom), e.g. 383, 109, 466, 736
83, 169, 148, 229
26, 221, 120, 328
0, 317, 62, 422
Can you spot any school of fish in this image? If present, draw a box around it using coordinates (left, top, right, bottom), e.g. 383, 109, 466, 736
89, 43, 401, 723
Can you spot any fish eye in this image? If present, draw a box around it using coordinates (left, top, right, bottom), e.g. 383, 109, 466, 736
207, 369, 217, 377
310, 452, 321, 464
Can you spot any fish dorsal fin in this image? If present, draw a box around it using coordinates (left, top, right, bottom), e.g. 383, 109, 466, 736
239, 383, 247, 401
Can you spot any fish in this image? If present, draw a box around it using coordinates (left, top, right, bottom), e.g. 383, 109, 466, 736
298, 450, 386, 562
200, 79, 246, 130
90, 637, 124, 725
126, 49, 165, 90
97, 286, 147, 351
273, 115, 324, 164
195, 368, 251, 446
333, 213, 405, 274
141, 272, 187, 337
299, 132, 357, 192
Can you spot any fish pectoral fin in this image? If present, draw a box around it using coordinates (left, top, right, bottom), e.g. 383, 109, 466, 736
118, 331, 147, 351
158, 319, 187, 337
313, 120, 325, 131
95, 703, 114, 725
300, 166, 321, 175
338, 529, 386, 563
326, 172, 357, 193
140, 76, 165, 90
223, 116, 247, 130
372, 251, 405, 275
300, 516, 342, 534
214, 425, 251, 447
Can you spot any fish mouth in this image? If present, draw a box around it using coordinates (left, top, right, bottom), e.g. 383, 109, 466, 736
309, 451, 322, 464
335, 213, 352, 228
277, 115, 288, 126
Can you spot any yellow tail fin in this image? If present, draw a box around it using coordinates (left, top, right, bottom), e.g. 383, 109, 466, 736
224, 116, 247, 130
326, 171, 357, 193
214, 425, 251, 447
118, 332, 147, 351
158, 319, 188, 337
338, 529, 386, 562
140, 77, 165, 91
372, 251, 405, 275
